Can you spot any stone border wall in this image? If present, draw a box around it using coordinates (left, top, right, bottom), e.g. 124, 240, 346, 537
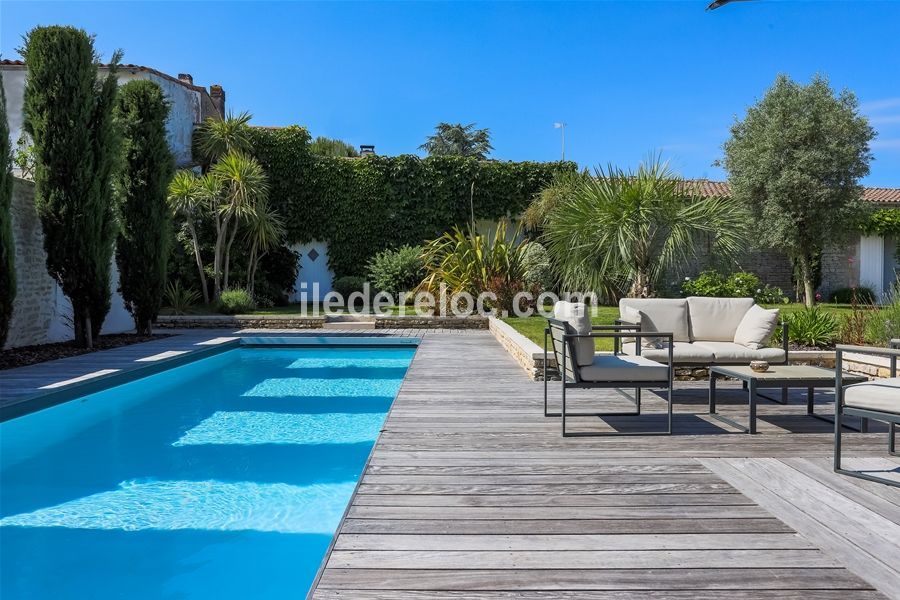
489, 316, 891, 382
374, 316, 488, 330
155, 315, 325, 329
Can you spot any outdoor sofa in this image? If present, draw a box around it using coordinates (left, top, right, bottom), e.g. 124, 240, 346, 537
834, 342, 900, 487
615, 297, 788, 367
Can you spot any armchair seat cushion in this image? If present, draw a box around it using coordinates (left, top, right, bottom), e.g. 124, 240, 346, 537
843, 378, 900, 415
621, 341, 714, 364
693, 341, 785, 363
580, 354, 670, 383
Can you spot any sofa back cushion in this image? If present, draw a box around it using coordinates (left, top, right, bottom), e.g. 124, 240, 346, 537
686, 297, 755, 342
619, 298, 690, 343
553, 301, 595, 367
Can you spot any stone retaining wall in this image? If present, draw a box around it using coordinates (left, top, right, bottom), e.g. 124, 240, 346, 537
374, 316, 488, 329
155, 315, 325, 329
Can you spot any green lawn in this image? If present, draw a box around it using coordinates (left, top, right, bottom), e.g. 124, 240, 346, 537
502, 303, 860, 351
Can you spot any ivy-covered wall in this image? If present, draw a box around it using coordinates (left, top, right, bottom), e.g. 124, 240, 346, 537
249, 126, 576, 276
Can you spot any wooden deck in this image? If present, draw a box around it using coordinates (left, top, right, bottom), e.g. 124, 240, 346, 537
3, 328, 898, 598
312, 331, 900, 599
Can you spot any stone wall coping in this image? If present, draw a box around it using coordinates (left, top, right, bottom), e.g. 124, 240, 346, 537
489, 317, 546, 358
157, 314, 325, 322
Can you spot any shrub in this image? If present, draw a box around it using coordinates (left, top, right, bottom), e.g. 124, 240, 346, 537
115, 80, 175, 335
419, 221, 530, 313
865, 284, 900, 345
681, 270, 787, 304
785, 307, 839, 348
163, 281, 200, 315
522, 242, 555, 292
366, 245, 424, 296
828, 286, 876, 304
218, 288, 256, 314
332, 276, 367, 300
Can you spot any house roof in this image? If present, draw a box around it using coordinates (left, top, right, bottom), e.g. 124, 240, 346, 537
1, 59, 208, 93
683, 179, 899, 205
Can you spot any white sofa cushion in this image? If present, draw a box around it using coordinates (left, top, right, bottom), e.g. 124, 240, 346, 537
553, 301, 594, 367
580, 354, 670, 382
619, 298, 690, 343
621, 341, 714, 364
843, 378, 900, 415
686, 297, 755, 342
734, 304, 780, 350
692, 341, 785, 363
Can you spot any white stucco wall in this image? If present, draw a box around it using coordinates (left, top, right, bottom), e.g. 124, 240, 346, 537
5, 178, 133, 349
1, 65, 201, 166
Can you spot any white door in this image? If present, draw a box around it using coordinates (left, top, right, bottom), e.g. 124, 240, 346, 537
858, 235, 885, 301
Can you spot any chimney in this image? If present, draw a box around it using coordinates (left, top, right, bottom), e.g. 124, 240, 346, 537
209, 84, 226, 118
359, 145, 375, 156
177, 73, 194, 85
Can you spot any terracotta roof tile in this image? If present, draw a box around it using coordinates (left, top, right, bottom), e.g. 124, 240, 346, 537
682, 179, 899, 204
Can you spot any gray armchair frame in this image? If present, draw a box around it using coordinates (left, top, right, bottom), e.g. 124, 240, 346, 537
544, 319, 674, 437
834, 342, 900, 488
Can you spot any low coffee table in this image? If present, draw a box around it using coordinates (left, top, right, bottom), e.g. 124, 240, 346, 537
708, 365, 867, 434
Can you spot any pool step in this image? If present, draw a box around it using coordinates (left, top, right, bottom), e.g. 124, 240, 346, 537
322, 321, 376, 330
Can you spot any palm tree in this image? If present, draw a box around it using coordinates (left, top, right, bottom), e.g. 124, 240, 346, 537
193, 111, 254, 167
210, 152, 269, 295
419, 122, 493, 159
245, 200, 286, 296
522, 169, 587, 235
167, 170, 216, 304
543, 157, 751, 298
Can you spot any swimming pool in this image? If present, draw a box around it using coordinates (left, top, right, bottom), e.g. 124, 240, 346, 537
0, 344, 416, 599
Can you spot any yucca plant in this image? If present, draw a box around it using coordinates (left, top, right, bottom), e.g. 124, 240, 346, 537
543, 156, 751, 298
785, 307, 840, 348
419, 220, 530, 311
163, 281, 201, 315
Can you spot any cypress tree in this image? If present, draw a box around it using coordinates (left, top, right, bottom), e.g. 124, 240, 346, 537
115, 80, 174, 335
0, 71, 15, 348
21, 26, 121, 347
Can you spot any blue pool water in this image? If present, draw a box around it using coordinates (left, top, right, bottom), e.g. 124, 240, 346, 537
0, 345, 415, 599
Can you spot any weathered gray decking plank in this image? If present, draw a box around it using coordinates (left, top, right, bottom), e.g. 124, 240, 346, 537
314, 331, 893, 598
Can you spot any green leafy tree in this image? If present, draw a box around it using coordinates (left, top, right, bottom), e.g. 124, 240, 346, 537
419, 122, 493, 159
544, 157, 751, 298
309, 136, 358, 157
114, 80, 175, 334
21, 26, 121, 347
244, 199, 285, 296
0, 71, 15, 347
723, 74, 874, 307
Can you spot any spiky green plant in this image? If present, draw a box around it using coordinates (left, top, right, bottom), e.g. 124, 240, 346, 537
543, 156, 751, 298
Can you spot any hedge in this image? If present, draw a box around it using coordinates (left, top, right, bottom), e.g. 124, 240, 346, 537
248, 126, 575, 276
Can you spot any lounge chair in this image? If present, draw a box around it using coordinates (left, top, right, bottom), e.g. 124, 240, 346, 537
834, 343, 900, 487
544, 302, 674, 437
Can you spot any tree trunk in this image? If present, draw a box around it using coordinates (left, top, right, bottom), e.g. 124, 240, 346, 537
223, 223, 239, 291
135, 314, 152, 336
73, 300, 93, 349
798, 254, 816, 308
187, 222, 209, 305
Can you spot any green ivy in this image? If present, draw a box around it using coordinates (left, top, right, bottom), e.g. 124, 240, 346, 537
248, 126, 575, 276
861, 208, 900, 236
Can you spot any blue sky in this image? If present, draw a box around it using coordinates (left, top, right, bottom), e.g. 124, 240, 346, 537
2, 0, 899, 185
